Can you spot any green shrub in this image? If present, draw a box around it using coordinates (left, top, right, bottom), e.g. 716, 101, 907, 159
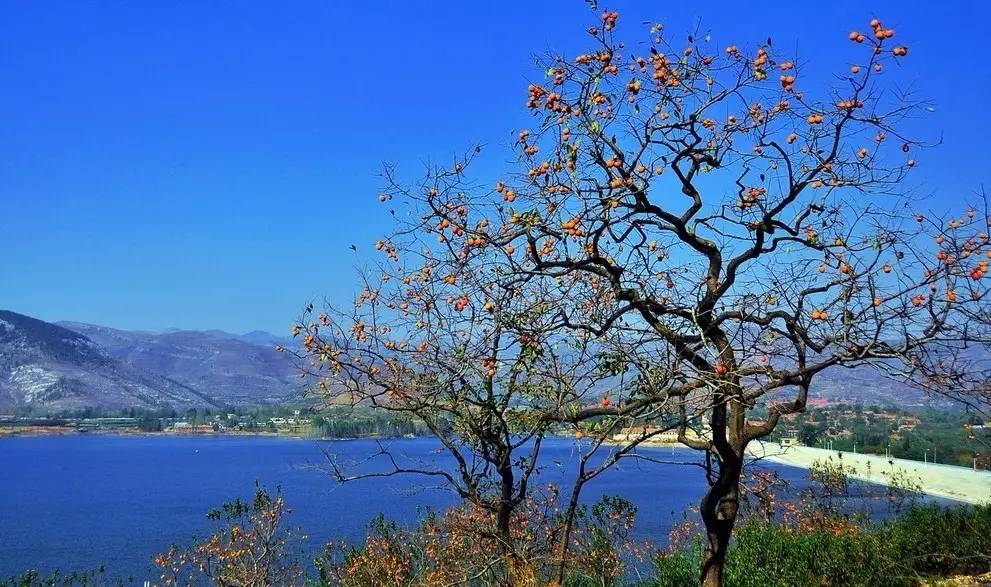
882, 503, 991, 576
722, 523, 909, 587
648, 504, 991, 586
650, 549, 700, 587
650, 525, 909, 587
0, 568, 121, 587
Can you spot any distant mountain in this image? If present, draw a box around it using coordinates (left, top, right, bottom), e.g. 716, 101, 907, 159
0, 310, 301, 412
0, 310, 219, 411
239, 330, 291, 347
769, 348, 989, 410
57, 322, 299, 408
3, 308, 979, 413
178, 327, 291, 348
809, 364, 932, 408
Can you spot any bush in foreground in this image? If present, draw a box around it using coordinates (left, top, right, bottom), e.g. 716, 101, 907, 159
147, 483, 989, 587
652, 504, 991, 587
7, 499, 989, 586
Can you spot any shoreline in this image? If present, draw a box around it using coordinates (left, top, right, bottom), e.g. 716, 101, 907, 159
748, 441, 991, 505
0, 425, 420, 442
5, 429, 989, 504
0, 426, 294, 438
601, 437, 991, 504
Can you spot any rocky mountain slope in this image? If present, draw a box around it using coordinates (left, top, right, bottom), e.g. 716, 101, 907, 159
59, 321, 297, 406
0, 310, 298, 412
2, 308, 977, 413
0, 311, 219, 410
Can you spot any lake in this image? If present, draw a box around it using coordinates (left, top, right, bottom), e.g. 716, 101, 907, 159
0, 434, 843, 581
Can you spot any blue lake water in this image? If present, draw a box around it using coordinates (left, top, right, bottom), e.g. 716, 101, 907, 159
0, 434, 850, 581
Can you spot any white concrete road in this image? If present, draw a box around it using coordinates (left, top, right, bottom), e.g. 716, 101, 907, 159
747, 441, 991, 505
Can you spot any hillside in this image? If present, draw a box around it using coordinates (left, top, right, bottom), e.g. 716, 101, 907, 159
0, 310, 299, 412
1, 308, 971, 413
59, 321, 298, 406
0, 311, 218, 410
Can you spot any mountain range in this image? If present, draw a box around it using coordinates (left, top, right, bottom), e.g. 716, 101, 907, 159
0, 309, 971, 413
0, 310, 298, 412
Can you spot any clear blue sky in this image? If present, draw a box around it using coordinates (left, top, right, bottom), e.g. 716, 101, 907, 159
2, 1, 988, 335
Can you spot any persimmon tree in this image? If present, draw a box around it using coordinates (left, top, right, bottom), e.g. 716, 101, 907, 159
296, 10, 991, 587
291, 197, 683, 582
485, 13, 990, 586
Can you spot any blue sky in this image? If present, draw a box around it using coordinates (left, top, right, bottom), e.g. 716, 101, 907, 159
2, 1, 989, 335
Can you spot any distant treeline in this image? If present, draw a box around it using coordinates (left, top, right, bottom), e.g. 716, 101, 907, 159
0, 404, 428, 439
310, 408, 426, 438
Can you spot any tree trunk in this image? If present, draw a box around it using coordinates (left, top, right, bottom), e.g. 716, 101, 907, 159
699, 455, 743, 587
554, 471, 587, 585
496, 460, 514, 550
495, 453, 522, 587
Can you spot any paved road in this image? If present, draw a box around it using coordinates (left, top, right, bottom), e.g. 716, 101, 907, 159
748, 441, 991, 505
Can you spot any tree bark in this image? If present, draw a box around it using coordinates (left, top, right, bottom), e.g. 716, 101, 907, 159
699, 451, 743, 587
495, 454, 521, 587
496, 458, 514, 548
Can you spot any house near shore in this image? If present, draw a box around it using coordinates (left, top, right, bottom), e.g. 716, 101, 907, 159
611, 422, 707, 444
781, 435, 803, 447
169, 421, 216, 433
612, 424, 667, 442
